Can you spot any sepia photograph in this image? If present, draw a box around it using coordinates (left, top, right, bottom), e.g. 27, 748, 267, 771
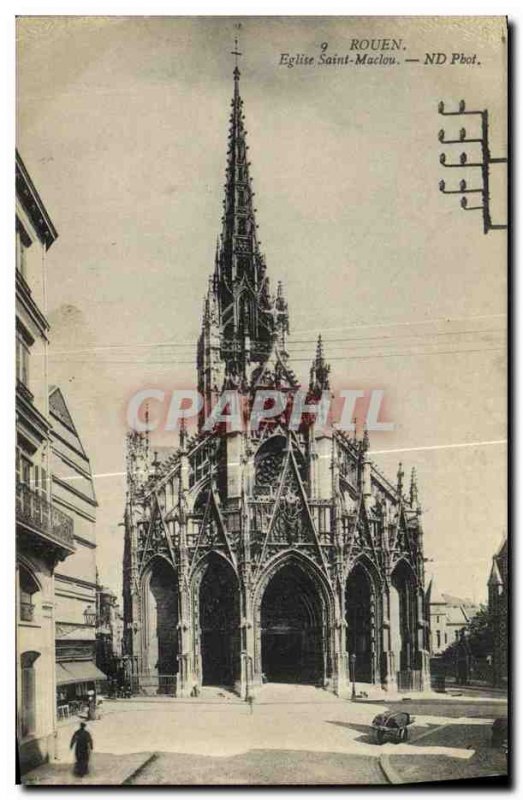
14, 14, 508, 786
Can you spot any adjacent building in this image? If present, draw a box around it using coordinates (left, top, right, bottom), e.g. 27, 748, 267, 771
16, 152, 76, 772
426, 577, 479, 655
49, 386, 106, 706
96, 582, 124, 681
488, 537, 508, 687
122, 66, 430, 699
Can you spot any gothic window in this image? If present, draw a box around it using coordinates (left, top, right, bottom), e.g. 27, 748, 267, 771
193, 489, 209, 518
238, 218, 246, 236
254, 436, 286, 496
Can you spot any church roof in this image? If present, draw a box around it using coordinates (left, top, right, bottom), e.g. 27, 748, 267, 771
489, 535, 507, 589
445, 604, 472, 626
488, 557, 503, 587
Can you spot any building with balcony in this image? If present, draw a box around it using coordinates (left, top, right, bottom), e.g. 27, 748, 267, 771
49, 387, 106, 708
16, 151, 76, 773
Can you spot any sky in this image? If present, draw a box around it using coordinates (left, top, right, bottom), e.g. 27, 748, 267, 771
16, 16, 507, 603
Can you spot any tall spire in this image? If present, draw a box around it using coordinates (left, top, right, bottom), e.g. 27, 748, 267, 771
198, 51, 291, 410
216, 63, 270, 331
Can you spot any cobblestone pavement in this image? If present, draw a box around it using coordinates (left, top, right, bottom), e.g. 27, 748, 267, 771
131, 750, 387, 785
383, 722, 508, 784
21, 684, 509, 785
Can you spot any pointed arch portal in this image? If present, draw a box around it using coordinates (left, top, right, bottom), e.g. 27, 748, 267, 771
144, 558, 179, 694
199, 555, 240, 686
345, 563, 376, 683
261, 563, 324, 684
390, 559, 417, 673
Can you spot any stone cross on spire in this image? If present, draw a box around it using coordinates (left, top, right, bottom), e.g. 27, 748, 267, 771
231, 24, 242, 72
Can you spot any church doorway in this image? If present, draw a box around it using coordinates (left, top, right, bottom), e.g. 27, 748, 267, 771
145, 558, 179, 694
345, 563, 375, 683
199, 555, 240, 686
390, 559, 417, 673
261, 563, 324, 684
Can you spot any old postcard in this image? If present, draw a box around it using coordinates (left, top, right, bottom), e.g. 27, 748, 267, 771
15, 15, 508, 786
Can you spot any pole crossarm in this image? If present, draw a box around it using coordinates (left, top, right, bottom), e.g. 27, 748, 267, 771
437, 99, 508, 234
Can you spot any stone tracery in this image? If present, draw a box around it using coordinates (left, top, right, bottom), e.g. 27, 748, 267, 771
122, 64, 430, 699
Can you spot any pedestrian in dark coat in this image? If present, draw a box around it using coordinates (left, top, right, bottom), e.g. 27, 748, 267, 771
70, 722, 93, 776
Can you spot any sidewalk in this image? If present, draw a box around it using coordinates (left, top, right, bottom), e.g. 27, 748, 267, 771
355, 688, 508, 705
22, 752, 156, 786
380, 722, 508, 784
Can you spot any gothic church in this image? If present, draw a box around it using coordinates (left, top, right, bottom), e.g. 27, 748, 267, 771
122, 64, 430, 699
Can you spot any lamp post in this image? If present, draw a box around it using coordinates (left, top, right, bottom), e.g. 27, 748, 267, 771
350, 653, 357, 700
84, 604, 97, 626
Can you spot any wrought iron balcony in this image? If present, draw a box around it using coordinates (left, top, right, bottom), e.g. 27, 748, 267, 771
16, 483, 75, 552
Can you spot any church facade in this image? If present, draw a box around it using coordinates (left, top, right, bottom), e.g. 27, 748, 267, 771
122, 65, 430, 699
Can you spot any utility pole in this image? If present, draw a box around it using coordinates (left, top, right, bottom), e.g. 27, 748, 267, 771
438, 100, 507, 234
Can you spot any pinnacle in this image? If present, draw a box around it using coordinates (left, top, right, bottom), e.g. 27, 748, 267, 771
197, 66, 292, 399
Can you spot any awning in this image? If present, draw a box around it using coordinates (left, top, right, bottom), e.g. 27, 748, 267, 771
56, 663, 72, 684
56, 660, 107, 685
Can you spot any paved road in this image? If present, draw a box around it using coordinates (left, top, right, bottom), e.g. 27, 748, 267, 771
24, 685, 508, 786
384, 721, 508, 785
130, 749, 387, 785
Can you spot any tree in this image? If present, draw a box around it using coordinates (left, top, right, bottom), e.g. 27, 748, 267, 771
441, 605, 495, 662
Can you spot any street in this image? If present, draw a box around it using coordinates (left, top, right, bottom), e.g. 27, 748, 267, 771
22, 684, 508, 786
